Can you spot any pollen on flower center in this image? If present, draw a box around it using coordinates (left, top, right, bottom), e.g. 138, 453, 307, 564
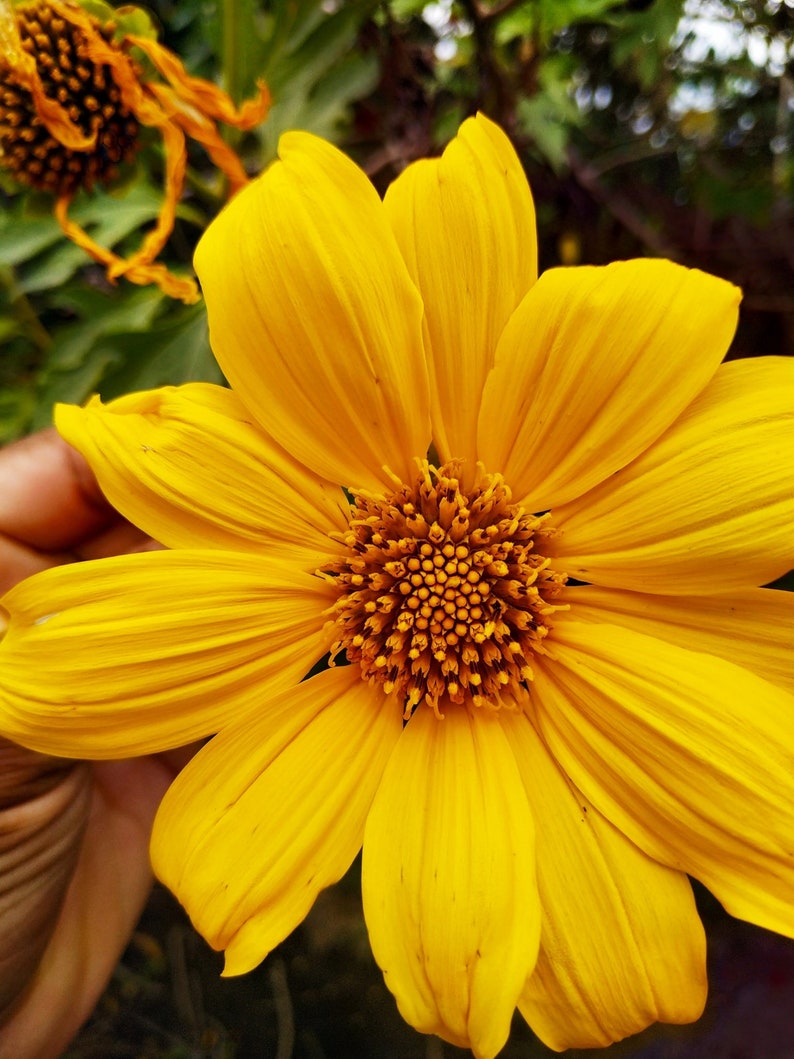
0, 1, 140, 194
326, 461, 567, 718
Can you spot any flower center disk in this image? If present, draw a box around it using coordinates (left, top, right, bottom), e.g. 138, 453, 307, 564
0, 1, 140, 194
327, 461, 567, 717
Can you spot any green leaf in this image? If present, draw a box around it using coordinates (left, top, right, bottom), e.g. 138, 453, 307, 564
31, 350, 122, 431
28, 298, 222, 431
610, 0, 685, 89
496, 0, 626, 47
11, 180, 198, 295
0, 387, 37, 446
517, 57, 581, 170
255, 0, 380, 156
45, 287, 166, 372
0, 211, 63, 268
494, 6, 537, 46
96, 302, 224, 397
389, 0, 427, 19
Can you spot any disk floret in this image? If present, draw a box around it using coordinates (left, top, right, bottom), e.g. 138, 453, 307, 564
327, 461, 567, 717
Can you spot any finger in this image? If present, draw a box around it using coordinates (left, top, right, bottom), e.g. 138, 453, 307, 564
73, 521, 155, 562
0, 521, 156, 598
0, 755, 178, 1059
0, 740, 91, 1026
0, 538, 63, 596
0, 746, 199, 1059
0, 429, 118, 552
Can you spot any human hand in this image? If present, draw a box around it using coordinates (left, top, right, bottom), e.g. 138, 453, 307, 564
0, 428, 192, 1059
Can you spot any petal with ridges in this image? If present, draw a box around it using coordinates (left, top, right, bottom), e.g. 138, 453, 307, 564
0, 550, 333, 757
56, 386, 349, 572
478, 260, 740, 511
548, 356, 794, 593
533, 621, 794, 939
384, 113, 537, 467
362, 707, 540, 1059
564, 584, 794, 695
152, 666, 400, 975
499, 709, 706, 1051
195, 131, 430, 492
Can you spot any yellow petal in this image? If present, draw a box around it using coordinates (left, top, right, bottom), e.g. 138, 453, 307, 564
478, 260, 740, 510
151, 666, 400, 974
362, 707, 540, 1059
500, 709, 706, 1051
384, 113, 537, 467
0, 550, 332, 757
548, 356, 794, 592
565, 584, 794, 695
55, 386, 349, 572
194, 132, 431, 492
533, 621, 794, 939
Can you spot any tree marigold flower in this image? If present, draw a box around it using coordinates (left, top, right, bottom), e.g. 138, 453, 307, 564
1, 116, 793, 1057
0, 0, 269, 302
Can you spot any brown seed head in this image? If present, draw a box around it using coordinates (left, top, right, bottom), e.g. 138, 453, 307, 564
0, 0, 140, 194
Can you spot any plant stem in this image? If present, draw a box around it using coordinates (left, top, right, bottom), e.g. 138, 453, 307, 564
221, 0, 243, 108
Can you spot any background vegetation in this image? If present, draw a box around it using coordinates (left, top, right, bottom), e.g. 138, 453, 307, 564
2, 0, 793, 1055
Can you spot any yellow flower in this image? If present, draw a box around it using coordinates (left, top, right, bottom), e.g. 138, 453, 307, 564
1, 115, 794, 1057
0, 0, 269, 302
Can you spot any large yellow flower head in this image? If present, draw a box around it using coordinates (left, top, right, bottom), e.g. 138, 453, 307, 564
0, 0, 269, 302
1, 115, 794, 1057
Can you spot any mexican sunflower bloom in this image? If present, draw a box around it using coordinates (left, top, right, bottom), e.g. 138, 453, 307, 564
1, 115, 794, 1056
0, 0, 269, 302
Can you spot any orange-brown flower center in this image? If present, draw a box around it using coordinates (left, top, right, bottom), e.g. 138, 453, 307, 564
0, 1, 140, 194
327, 461, 567, 717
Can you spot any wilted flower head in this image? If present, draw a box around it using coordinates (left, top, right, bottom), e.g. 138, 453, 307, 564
0, 116, 793, 1057
0, 0, 269, 302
